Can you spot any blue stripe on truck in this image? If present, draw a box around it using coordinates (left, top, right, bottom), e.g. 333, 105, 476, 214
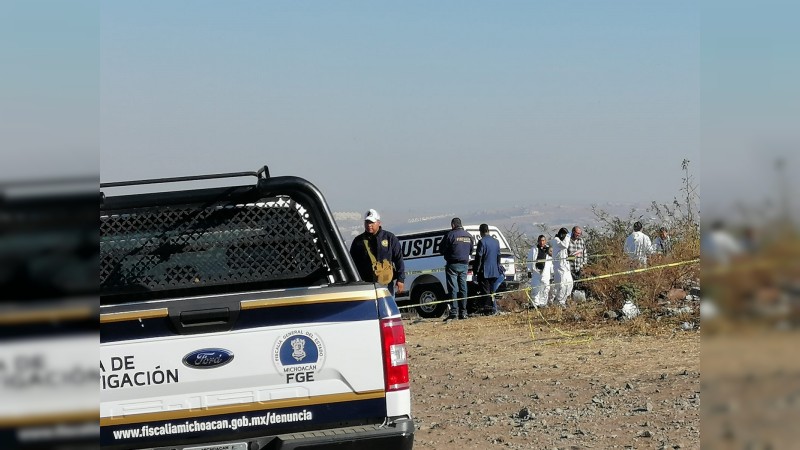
377, 294, 400, 319
101, 397, 387, 447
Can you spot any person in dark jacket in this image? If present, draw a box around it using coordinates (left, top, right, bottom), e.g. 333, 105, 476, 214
473, 223, 502, 315
349, 209, 405, 297
439, 217, 474, 321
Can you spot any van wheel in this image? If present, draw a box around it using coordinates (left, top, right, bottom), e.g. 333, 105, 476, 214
413, 284, 448, 318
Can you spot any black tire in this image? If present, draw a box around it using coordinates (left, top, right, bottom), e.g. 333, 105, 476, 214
413, 284, 448, 318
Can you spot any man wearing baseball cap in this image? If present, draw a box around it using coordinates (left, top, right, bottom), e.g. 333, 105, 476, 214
349, 209, 405, 297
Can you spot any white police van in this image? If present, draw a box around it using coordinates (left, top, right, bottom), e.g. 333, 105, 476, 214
395, 225, 520, 318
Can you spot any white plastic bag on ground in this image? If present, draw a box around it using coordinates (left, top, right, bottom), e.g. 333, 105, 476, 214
700, 299, 719, 320
621, 300, 640, 319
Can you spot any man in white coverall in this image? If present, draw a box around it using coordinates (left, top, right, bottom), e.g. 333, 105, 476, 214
527, 235, 553, 307
550, 227, 572, 307
701, 220, 743, 266
624, 221, 654, 267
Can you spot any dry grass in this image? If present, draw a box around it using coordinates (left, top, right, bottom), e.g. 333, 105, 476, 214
702, 234, 800, 330
586, 234, 699, 312
488, 216, 703, 338
492, 300, 687, 342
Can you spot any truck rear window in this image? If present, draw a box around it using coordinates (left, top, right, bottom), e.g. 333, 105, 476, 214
101, 196, 330, 303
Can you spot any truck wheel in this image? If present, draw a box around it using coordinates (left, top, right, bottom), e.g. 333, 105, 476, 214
413, 284, 448, 318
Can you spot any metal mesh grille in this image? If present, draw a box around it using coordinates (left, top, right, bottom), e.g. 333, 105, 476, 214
1, 194, 98, 300
100, 196, 327, 295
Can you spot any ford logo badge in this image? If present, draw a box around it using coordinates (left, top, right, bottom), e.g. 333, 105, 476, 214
182, 348, 234, 369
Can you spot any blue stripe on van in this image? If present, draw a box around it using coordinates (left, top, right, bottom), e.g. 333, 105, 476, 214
101, 300, 378, 344
100, 397, 387, 447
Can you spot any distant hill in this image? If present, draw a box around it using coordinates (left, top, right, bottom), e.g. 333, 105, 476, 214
335, 202, 654, 246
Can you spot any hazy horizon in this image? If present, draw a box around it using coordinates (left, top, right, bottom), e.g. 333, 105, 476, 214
96, 1, 700, 213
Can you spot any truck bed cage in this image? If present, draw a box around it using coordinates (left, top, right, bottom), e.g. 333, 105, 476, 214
100, 167, 359, 303
100, 166, 270, 189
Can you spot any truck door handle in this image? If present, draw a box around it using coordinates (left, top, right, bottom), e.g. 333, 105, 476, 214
171, 307, 237, 334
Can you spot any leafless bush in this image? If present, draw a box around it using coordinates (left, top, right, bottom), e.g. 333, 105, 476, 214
501, 160, 701, 323
587, 160, 700, 312
502, 223, 536, 276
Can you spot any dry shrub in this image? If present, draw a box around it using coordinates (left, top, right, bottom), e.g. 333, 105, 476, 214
498, 288, 529, 312
583, 216, 699, 314
527, 301, 604, 326
624, 315, 652, 336
499, 160, 702, 334
703, 231, 800, 327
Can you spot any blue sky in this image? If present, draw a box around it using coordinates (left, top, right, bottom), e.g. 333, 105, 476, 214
701, 0, 799, 222
96, 1, 700, 212
5, 1, 797, 220
0, 1, 98, 181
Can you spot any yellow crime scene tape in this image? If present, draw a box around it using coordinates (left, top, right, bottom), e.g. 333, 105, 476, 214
403, 253, 614, 277
524, 289, 593, 346
398, 257, 698, 310
397, 257, 700, 346
404, 268, 445, 276
523, 259, 698, 346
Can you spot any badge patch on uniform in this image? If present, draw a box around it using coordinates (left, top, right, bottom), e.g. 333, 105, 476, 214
381, 239, 389, 247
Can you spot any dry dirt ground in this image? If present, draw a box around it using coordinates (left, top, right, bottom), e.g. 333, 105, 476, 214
701, 330, 800, 450
402, 310, 700, 450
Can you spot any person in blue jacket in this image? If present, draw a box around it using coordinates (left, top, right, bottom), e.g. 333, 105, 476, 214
349, 209, 405, 297
472, 223, 502, 315
439, 217, 475, 321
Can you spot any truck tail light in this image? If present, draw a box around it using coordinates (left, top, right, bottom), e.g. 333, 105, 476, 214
379, 317, 409, 392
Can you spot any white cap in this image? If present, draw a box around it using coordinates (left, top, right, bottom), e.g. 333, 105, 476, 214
364, 209, 380, 223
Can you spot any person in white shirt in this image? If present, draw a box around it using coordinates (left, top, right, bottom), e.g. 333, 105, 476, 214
624, 221, 654, 267
527, 235, 553, 307
551, 227, 573, 307
701, 220, 742, 266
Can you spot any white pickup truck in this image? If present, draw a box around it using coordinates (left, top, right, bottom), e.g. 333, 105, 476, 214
0, 183, 98, 449
100, 167, 414, 450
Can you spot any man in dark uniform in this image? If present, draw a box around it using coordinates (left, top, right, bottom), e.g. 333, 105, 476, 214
349, 209, 405, 297
439, 217, 474, 321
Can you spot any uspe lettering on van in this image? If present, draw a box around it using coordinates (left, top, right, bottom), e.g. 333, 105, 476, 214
394, 225, 521, 319
401, 236, 443, 260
